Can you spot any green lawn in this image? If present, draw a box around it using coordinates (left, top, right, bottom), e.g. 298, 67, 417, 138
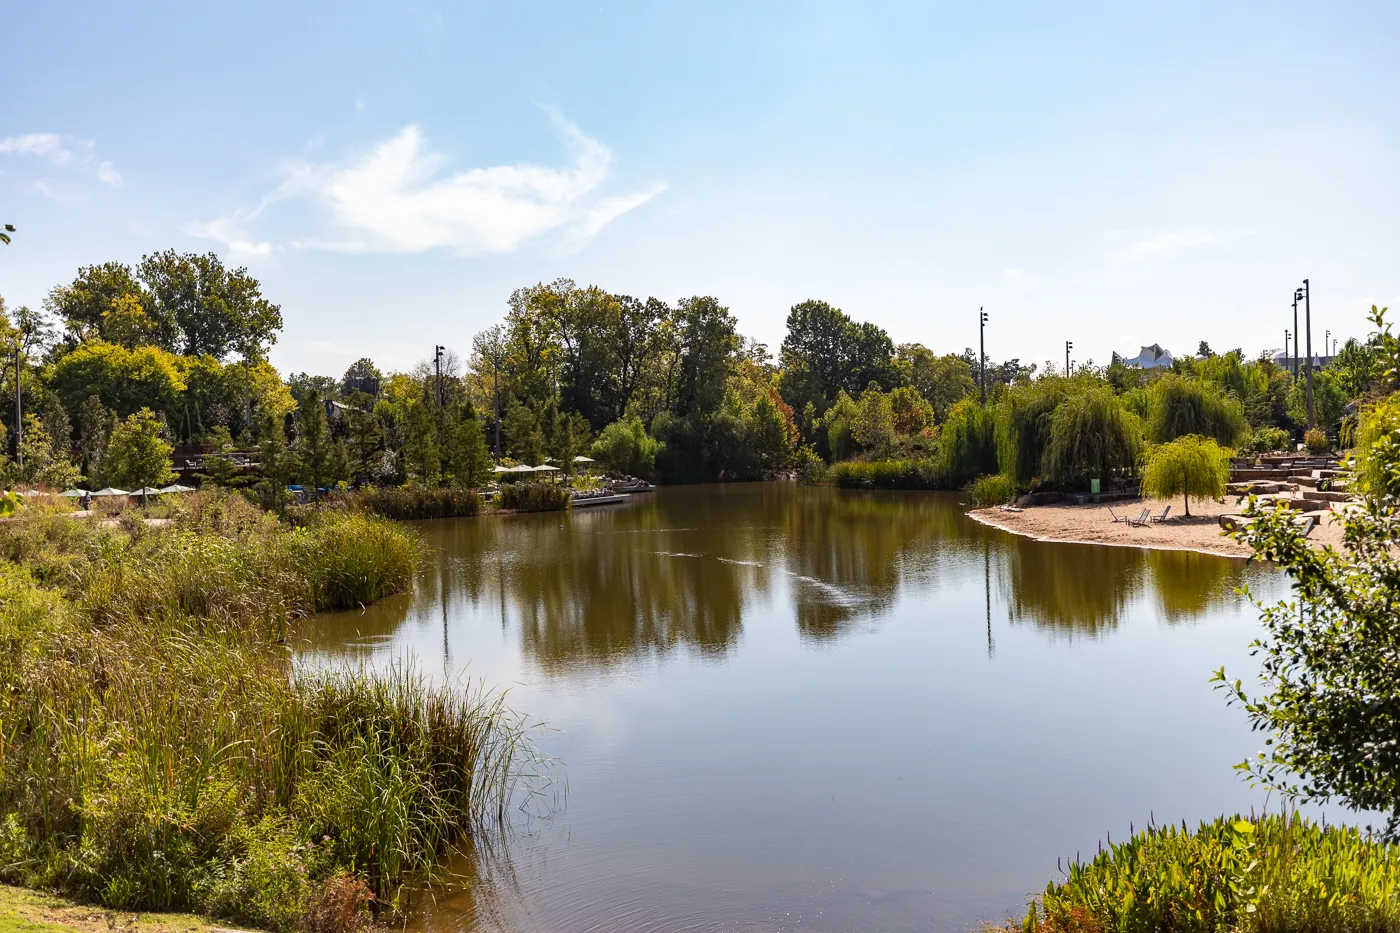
0, 886, 242, 933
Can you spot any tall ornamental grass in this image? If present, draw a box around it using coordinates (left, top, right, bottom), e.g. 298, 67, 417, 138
348, 486, 482, 521
0, 491, 547, 932
1006, 813, 1400, 933
828, 459, 949, 490
499, 482, 570, 512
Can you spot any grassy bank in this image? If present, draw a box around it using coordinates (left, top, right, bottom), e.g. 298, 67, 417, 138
997, 812, 1400, 933
0, 493, 541, 933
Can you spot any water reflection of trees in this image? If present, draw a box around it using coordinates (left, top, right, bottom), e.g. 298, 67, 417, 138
995, 534, 1250, 637
783, 488, 973, 640
300, 485, 1263, 668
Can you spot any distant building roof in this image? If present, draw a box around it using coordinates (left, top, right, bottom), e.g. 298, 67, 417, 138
1112, 343, 1173, 369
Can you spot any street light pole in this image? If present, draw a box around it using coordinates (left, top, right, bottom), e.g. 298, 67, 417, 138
1065, 341, 1073, 378
1302, 279, 1314, 431
979, 308, 988, 405
11, 344, 20, 468
1285, 330, 1290, 368
1292, 289, 1302, 380
433, 345, 445, 408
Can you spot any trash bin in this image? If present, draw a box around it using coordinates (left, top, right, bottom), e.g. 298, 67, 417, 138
1090, 478, 1101, 495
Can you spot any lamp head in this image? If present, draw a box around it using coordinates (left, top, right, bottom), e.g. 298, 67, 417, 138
1295, 288, 1304, 301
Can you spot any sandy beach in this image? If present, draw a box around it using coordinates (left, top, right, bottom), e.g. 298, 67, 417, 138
968, 495, 1346, 558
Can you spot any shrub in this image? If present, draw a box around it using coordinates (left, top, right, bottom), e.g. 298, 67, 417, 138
350, 485, 482, 521
1141, 435, 1229, 517
969, 474, 1014, 507
1247, 426, 1291, 453
499, 481, 570, 512
1009, 813, 1400, 933
828, 459, 949, 490
794, 446, 827, 484
1304, 427, 1330, 453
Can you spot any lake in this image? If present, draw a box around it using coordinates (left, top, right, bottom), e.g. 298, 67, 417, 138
299, 481, 1317, 933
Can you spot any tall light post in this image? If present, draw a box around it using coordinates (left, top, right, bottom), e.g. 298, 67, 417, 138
1285, 329, 1290, 368
1065, 340, 1073, 378
1301, 279, 1314, 430
433, 345, 445, 408
1292, 288, 1302, 380
11, 343, 19, 468
1325, 329, 1330, 363
979, 307, 988, 405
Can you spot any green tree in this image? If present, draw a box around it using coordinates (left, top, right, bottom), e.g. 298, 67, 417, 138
504, 400, 544, 466
1146, 374, 1248, 446
295, 390, 337, 488
1140, 435, 1229, 517
1287, 367, 1347, 431
888, 385, 935, 436
1328, 337, 1381, 399
1042, 388, 1143, 487
939, 398, 998, 484
778, 300, 899, 423
343, 392, 383, 484
896, 345, 973, 423
45, 261, 165, 347
49, 342, 186, 420
1219, 309, 1400, 830
2, 413, 81, 490
136, 250, 283, 359
851, 386, 895, 454
591, 417, 663, 480
74, 394, 114, 481
102, 408, 176, 499
444, 403, 491, 487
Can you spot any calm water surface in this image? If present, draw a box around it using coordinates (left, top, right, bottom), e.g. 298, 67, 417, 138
300, 482, 1315, 933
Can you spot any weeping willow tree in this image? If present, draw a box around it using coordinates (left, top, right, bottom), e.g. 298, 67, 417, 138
1146, 374, 1248, 447
1043, 388, 1144, 487
994, 377, 1069, 486
1141, 434, 1230, 517
938, 397, 997, 483
1352, 394, 1400, 496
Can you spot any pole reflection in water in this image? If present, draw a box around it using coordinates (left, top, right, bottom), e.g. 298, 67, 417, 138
300, 483, 1294, 933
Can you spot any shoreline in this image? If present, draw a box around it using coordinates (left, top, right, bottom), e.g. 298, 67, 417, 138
966, 495, 1345, 559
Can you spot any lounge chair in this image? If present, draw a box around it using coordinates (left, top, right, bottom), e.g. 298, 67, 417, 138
1150, 505, 1172, 523
1126, 507, 1151, 527
1294, 514, 1318, 537
1108, 506, 1127, 523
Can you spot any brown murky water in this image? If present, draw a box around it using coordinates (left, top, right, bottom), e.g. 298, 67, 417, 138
300, 482, 1307, 933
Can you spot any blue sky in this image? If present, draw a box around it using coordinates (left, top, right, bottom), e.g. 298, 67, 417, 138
3, 2, 1398, 376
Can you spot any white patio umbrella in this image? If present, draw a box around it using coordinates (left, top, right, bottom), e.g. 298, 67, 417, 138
532, 464, 561, 472
573, 455, 595, 463
133, 487, 165, 497
18, 489, 45, 498
91, 487, 130, 497
491, 465, 514, 474
60, 488, 87, 498
508, 464, 535, 473
159, 484, 196, 494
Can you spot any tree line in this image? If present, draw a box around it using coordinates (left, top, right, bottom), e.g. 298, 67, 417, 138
1, 253, 1381, 497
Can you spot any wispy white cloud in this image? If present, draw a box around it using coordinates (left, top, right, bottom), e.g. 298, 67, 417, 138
0, 132, 122, 187
190, 118, 664, 258
96, 161, 122, 186
1120, 229, 1222, 261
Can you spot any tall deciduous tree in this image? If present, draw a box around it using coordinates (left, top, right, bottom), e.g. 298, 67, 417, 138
102, 408, 176, 496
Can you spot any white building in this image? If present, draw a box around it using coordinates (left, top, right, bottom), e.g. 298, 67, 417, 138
1111, 343, 1174, 369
